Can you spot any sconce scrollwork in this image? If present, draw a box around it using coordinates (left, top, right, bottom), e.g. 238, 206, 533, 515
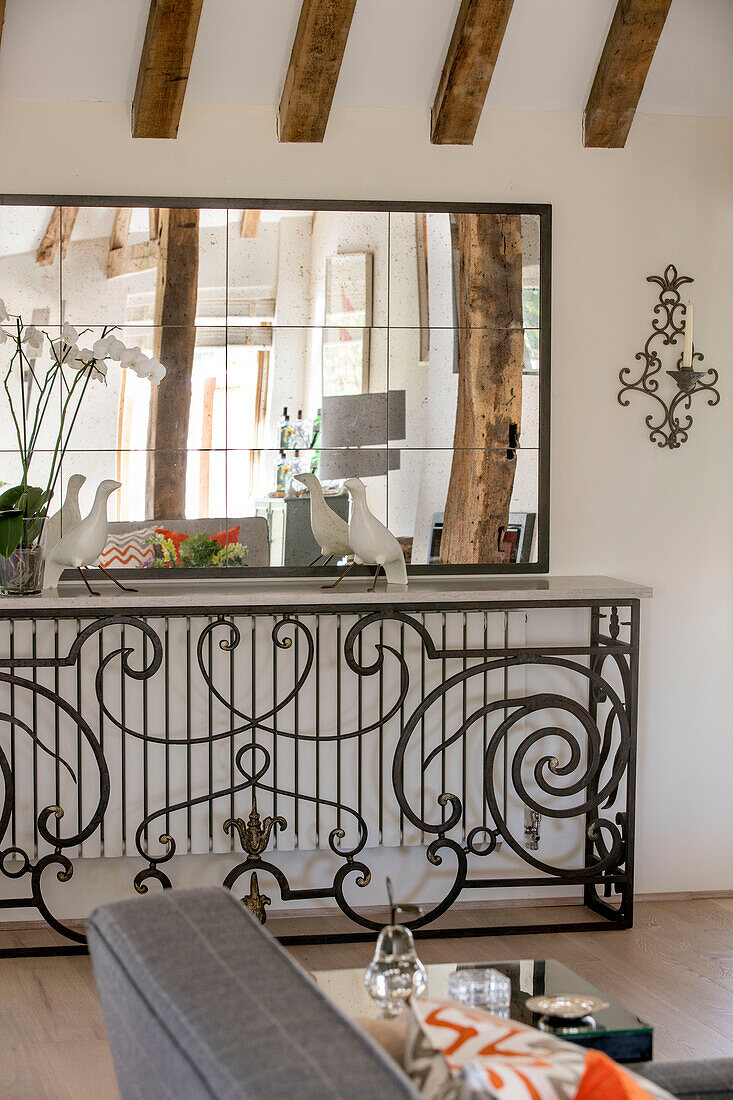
618, 265, 719, 449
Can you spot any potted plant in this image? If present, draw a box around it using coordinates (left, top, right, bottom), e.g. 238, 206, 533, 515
0, 303, 165, 595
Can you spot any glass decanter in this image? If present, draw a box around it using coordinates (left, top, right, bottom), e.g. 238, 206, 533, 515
364, 923, 427, 1018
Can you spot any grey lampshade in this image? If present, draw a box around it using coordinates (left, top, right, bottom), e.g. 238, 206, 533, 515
318, 448, 400, 480
320, 391, 406, 449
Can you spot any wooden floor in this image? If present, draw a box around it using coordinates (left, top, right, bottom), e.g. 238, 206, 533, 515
3, 899, 733, 1099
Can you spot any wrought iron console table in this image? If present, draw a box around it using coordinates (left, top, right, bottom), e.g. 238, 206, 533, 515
0, 576, 651, 956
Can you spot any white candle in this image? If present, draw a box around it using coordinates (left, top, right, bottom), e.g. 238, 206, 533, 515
682, 301, 693, 369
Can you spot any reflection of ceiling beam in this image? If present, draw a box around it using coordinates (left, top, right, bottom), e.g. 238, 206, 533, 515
431, 0, 514, 145
584, 0, 672, 148
36, 207, 79, 266
279, 0, 357, 143
107, 239, 161, 279
132, 0, 204, 139
241, 210, 261, 238
107, 208, 161, 278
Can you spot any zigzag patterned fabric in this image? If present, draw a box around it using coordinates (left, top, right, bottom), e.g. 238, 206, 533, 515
405, 998, 672, 1100
99, 526, 157, 569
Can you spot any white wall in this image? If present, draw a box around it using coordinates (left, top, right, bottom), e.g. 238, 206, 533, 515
0, 100, 732, 896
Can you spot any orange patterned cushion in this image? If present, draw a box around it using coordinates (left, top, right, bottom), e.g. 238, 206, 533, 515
99, 527, 156, 569
406, 998, 672, 1100
155, 526, 240, 562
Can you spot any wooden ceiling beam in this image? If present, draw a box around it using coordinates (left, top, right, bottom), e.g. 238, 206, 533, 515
36, 207, 79, 266
0, 2, 7, 51
107, 209, 161, 278
584, 0, 672, 149
132, 0, 204, 139
241, 210, 261, 239
278, 0, 357, 143
431, 0, 515, 146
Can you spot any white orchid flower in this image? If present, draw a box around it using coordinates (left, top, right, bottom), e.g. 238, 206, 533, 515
130, 352, 154, 378
61, 322, 79, 345
22, 325, 45, 354
119, 345, 143, 369
148, 357, 166, 383
91, 360, 108, 382
92, 335, 114, 359
0, 329, 8, 345
0, 300, 8, 323
107, 337, 127, 360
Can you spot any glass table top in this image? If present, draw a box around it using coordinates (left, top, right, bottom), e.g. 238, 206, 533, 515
313, 957, 652, 1039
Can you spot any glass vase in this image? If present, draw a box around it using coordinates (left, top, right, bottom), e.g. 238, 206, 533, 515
364, 924, 427, 1018
0, 519, 47, 595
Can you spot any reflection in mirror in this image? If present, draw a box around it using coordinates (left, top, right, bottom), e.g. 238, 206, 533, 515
0, 202, 546, 574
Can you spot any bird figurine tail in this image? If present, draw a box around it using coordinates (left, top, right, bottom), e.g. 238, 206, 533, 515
383, 555, 408, 586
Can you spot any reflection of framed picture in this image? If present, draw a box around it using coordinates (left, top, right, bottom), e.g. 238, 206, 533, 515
428, 510, 536, 565
322, 252, 373, 396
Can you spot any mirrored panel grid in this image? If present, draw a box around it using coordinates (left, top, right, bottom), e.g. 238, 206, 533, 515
0, 199, 549, 574
61, 206, 227, 328
387, 327, 540, 450
389, 448, 539, 568
228, 448, 388, 570
0, 206, 62, 327
389, 211, 541, 330
228, 208, 389, 330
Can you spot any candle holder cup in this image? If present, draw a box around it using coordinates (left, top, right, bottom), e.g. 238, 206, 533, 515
666, 368, 707, 395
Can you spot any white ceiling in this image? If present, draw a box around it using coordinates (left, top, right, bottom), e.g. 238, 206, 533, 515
0, 0, 730, 118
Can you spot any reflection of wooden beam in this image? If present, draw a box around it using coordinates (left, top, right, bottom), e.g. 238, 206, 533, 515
199, 375, 216, 515
441, 214, 523, 564
110, 208, 132, 251
240, 210, 261, 238
36, 207, 79, 266
145, 208, 200, 518
108, 208, 163, 277
132, 0, 204, 139
107, 238, 161, 279
584, 0, 672, 148
431, 0, 514, 145
279, 0, 357, 143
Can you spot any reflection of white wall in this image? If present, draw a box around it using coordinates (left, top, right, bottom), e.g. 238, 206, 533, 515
302, 210, 390, 522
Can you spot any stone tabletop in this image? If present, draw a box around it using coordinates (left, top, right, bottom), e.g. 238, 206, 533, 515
0, 575, 652, 615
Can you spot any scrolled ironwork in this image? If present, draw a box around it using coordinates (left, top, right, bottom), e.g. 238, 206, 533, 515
618, 264, 720, 448
0, 598, 639, 953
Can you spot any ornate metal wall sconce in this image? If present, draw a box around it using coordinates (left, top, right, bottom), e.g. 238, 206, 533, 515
618, 265, 719, 448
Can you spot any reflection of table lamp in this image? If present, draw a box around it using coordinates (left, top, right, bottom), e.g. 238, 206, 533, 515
318, 391, 405, 480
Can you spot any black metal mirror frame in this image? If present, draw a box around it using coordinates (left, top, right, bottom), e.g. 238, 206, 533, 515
1, 195, 551, 578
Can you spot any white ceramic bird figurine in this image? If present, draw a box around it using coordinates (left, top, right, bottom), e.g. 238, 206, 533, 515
44, 473, 86, 561
344, 477, 408, 591
292, 471, 358, 589
44, 479, 136, 595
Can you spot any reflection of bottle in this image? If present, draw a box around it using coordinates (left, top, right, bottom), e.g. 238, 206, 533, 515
278, 407, 294, 450
293, 409, 311, 449
310, 407, 322, 474
276, 450, 292, 493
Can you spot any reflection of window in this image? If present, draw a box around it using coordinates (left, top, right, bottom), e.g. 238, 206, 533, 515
523, 287, 540, 374
115, 321, 270, 521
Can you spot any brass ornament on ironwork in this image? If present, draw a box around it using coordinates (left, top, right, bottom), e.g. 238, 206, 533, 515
223, 789, 286, 861
618, 265, 720, 449
242, 871, 271, 923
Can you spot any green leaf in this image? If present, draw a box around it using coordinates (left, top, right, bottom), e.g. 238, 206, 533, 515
0, 509, 23, 558
0, 484, 52, 521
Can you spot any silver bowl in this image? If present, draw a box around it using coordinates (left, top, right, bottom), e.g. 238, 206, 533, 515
525, 994, 609, 1020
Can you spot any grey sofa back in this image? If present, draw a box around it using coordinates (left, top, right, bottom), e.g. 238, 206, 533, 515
107, 515, 270, 567
88, 887, 418, 1100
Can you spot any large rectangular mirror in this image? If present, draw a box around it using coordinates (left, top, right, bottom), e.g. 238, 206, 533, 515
0, 199, 550, 577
